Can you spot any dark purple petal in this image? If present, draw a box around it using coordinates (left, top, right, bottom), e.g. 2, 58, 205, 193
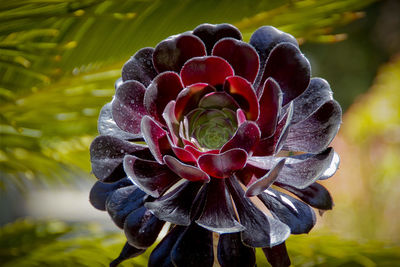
283, 100, 342, 153
198, 149, 247, 178
153, 34, 206, 73
258, 188, 316, 234
227, 176, 290, 247
319, 149, 340, 180
198, 91, 240, 110
196, 179, 244, 233
258, 43, 310, 105
164, 155, 210, 182
89, 178, 132, 211
124, 206, 166, 249
112, 80, 147, 134
122, 47, 157, 87
180, 56, 234, 87
290, 77, 333, 124
110, 242, 146, 267
212, 38, 259, 83
90, 135, 151, 181
145, 181, 204, 226
249, 147, 336, 189
98, 103, 141, 140
141, 115, 170, 164
245, 159, 285, 197
262, 242, 291, 267
144, 72, 183, 124
123, 155, 180, 198
220, 121, 261, 154
256, 78, 282, 138
217, 233, 256, 267
105, 185, 146, 228
250, 26, 298, 84
277, 182, 333, 210
162, 101, 180, 145
223, 76, 259, 121
171, 223, 214, 267
149, 225, 186, 267
193, 23, 242, 55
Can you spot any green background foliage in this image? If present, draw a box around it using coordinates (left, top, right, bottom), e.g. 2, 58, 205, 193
1, 0, 399, 266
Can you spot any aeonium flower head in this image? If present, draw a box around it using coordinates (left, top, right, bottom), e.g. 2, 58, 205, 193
89, 23, 342, 266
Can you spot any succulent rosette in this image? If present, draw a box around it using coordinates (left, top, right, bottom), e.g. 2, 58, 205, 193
89, 23, 342, 266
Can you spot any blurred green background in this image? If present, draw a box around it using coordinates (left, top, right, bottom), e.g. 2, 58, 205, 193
1, 0, 399, 266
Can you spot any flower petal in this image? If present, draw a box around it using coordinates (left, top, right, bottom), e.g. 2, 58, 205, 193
290, 77, 333, 124
141, 115, 171, 164
217, 233, 256, 267
144, 72, 183, 124
110, 242, 146, 267
212, 38, 259, 83
90, 135, 151, 181
124, 206, 166, 249
149, 225, 186, 267
227, 176, 291, 247
196, 179, 244, 233
258, 188, 316, 234
153, 34, 206, 73
163, 155, 210, 182
89, 178, 132, 211
283, 100, 342, 153
223, 76, 259, 120
145, 181, 204, 226
123, 155, 180, 198
278, 182, 333, 210
220, 121, 261, 154
106, 185, 146, 228
171, 223, 214, 267
256, 78, 282, 138
319, 149, 340, 180
122, 47, 158, 87
98, 103, 141, 140
180, 56, 234, 87
193, 23, 242, 55
198, 149, 247, 178
262, 242, 291, 267
112, 80, 147, 134
259, 43, 311, 105
198, 91, 240, 110
245, 159, 286, 197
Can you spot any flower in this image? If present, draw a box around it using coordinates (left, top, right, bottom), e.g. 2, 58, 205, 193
89, 23, 342, 266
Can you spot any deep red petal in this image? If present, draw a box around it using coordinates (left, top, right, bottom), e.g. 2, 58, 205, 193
198, 149, 247, 178
141, 115, 170, 164
220, 121, 261, 154
122, 47, 158, 87
164, 155, 210, 182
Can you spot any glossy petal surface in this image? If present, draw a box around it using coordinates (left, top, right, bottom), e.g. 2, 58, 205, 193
141, 116, 170, 164
122, 47, 157, 87
164, 155, 210, 182
198, 149, 247, 178
89, 178, 132, 211
220, 121, 261, 154
218, 233, 256, 267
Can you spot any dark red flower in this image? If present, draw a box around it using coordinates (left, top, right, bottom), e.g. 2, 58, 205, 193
89, 23, 342, 266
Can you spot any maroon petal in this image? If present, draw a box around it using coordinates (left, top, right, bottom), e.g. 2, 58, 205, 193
164, 155, 210, 182
124, 206, 166, 249
283, 100, 342, 153
123, 155, 180, 198
227, 176, 290, 247
145, 181, 204, 226
217, 233, 256, 267
98, 103, 141, 140
90, 135, 151, 181
236, 109, 246, 125
141, 115, 170, 164
196, 179, 244, 233
193, 23, 242, 55
198, 149, 247, 178
180, 56, 234, 87
198, 91, 240, 110
144, 72, 183, 124
258, 43, 310, 105
212, 38, 259, 83
122, 47, 158, 87
183, 145, 219, 160
262, 242, 291, 267
245, 159, 286, 197
220, 121, 261, 154
223, 76, 259, 121
153, 34, 206, 73
174, 83, 215, 120
256, 78, 282, 138
290, 77, 333, 125
162, 101, 180, 145
112, 80, 147, 135
170, 144, 197, 163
